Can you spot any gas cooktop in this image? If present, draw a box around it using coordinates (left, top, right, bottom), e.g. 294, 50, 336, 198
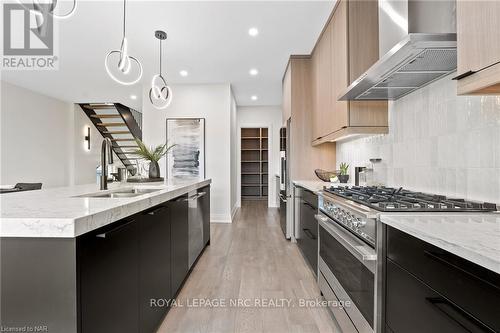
323, 186, 498, 212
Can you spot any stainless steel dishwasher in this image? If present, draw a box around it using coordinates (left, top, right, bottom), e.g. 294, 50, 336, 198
186, 188, 209, 268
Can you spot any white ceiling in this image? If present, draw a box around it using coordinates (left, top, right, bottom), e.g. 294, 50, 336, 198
1, 0, 334, 109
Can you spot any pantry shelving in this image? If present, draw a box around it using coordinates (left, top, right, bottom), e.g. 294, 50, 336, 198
241, 128, 268, 200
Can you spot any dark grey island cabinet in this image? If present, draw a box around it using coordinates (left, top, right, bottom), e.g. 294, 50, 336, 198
1, 185, 211, 333
78, 215, 140, 333
78, 193, 198, 333
138, 203, 172, 333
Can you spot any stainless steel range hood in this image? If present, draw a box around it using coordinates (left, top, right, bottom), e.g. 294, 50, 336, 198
340, 0, 457, 101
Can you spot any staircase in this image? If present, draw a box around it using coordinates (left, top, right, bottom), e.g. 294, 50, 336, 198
79, 103, 143, 171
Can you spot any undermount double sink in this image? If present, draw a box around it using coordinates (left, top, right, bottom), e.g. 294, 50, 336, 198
78, 188, 162, 199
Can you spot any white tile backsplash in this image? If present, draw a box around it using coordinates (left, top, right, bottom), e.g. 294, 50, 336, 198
336, 74, 500, 204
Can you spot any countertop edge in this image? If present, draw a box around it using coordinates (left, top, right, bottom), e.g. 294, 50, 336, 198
292, 180, 353, 194
0, 179, 211, 238
379, 215, 500, 275
292, 180, 327, 194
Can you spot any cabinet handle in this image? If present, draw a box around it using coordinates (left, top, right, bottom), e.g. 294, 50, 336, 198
426, 297, 495, 333
146, 206, 167, 216
452, 70, 476, 80
96, 219, 135, 238
423, 251, 499, 290
302, 201, 317, 211
303, 228, 316, 240
185, 193, 204, 201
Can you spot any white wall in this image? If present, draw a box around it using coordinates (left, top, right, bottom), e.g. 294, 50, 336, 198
0, 81, 117, 188
237, 106, 282, 207
142, 84, 234, 223
1, 81, 72, 188
336, 74, 500, 204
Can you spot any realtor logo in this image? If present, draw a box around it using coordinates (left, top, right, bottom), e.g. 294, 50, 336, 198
2, 2, 58, 69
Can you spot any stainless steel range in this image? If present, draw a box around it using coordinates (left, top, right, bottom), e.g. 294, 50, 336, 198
316, 186, 497, 333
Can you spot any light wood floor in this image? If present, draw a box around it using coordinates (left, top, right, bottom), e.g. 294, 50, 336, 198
158, 200, 341, 333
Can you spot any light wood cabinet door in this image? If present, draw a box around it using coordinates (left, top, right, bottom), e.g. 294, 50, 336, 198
311, 19, 333, 141
310, 0, 388, 145
311, 49, 321, 141
318, 20, 333, 139
457, 1, 500, 94
330, 0, 349, 130
347, 0, 388, 126
457, 1, 500, 76
282, 64, 292, 124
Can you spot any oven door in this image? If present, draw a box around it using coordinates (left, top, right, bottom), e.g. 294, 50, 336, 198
316, 212, 376, 332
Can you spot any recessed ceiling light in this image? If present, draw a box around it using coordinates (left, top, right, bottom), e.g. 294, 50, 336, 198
248, 27, 259, 37
130, 94, 137, 100
179, 70, 188, 77
251, 95, 258, 101
249, 68, 259, 76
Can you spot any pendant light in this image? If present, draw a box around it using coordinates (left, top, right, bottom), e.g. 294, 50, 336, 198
104, 0, 143, 86
32, 0, 77, 19
149, 30, 172, 109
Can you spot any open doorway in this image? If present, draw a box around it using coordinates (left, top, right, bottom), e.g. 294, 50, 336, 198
240, 127, 268, 201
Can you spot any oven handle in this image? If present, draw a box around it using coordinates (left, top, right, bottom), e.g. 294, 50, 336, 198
315, 214, 376, 263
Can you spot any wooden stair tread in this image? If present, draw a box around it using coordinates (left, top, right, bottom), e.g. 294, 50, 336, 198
79, 102, 143, 170
103, 131, 131, 134
83, 104, 116, 110
90, 114, 122, 119
96, 123, 126, 127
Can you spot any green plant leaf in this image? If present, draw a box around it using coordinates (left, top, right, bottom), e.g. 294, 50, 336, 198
132, 139, 176, 162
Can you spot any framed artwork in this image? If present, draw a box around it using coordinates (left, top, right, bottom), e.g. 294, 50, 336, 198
166, 118, 206, 179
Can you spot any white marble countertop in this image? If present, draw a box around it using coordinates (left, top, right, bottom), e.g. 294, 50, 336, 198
0, 178, 211, 238
292, 180, 353, 194
379, 213, 500, 274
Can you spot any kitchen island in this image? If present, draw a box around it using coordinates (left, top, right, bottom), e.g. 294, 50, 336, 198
0, 178, 211, 333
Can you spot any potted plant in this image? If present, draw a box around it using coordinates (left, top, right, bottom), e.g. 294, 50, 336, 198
133, 139, 176, 179
338, 162, 350, 183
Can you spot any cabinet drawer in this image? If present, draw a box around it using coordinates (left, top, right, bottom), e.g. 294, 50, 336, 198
301, 189, 318, 208
387, 226, 500, 332
298, 198, 318, 273
386, 259, 491, 333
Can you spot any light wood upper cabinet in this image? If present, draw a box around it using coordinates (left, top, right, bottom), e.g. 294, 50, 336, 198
311, 44, 320, 140
312, 19, 334, 141
282, 63, 292, 124
330, 1, 349, 132
347, 0, 388, 128
284, 57, 336, 180
456, 1, 500, 95
311, 0, 388, 145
